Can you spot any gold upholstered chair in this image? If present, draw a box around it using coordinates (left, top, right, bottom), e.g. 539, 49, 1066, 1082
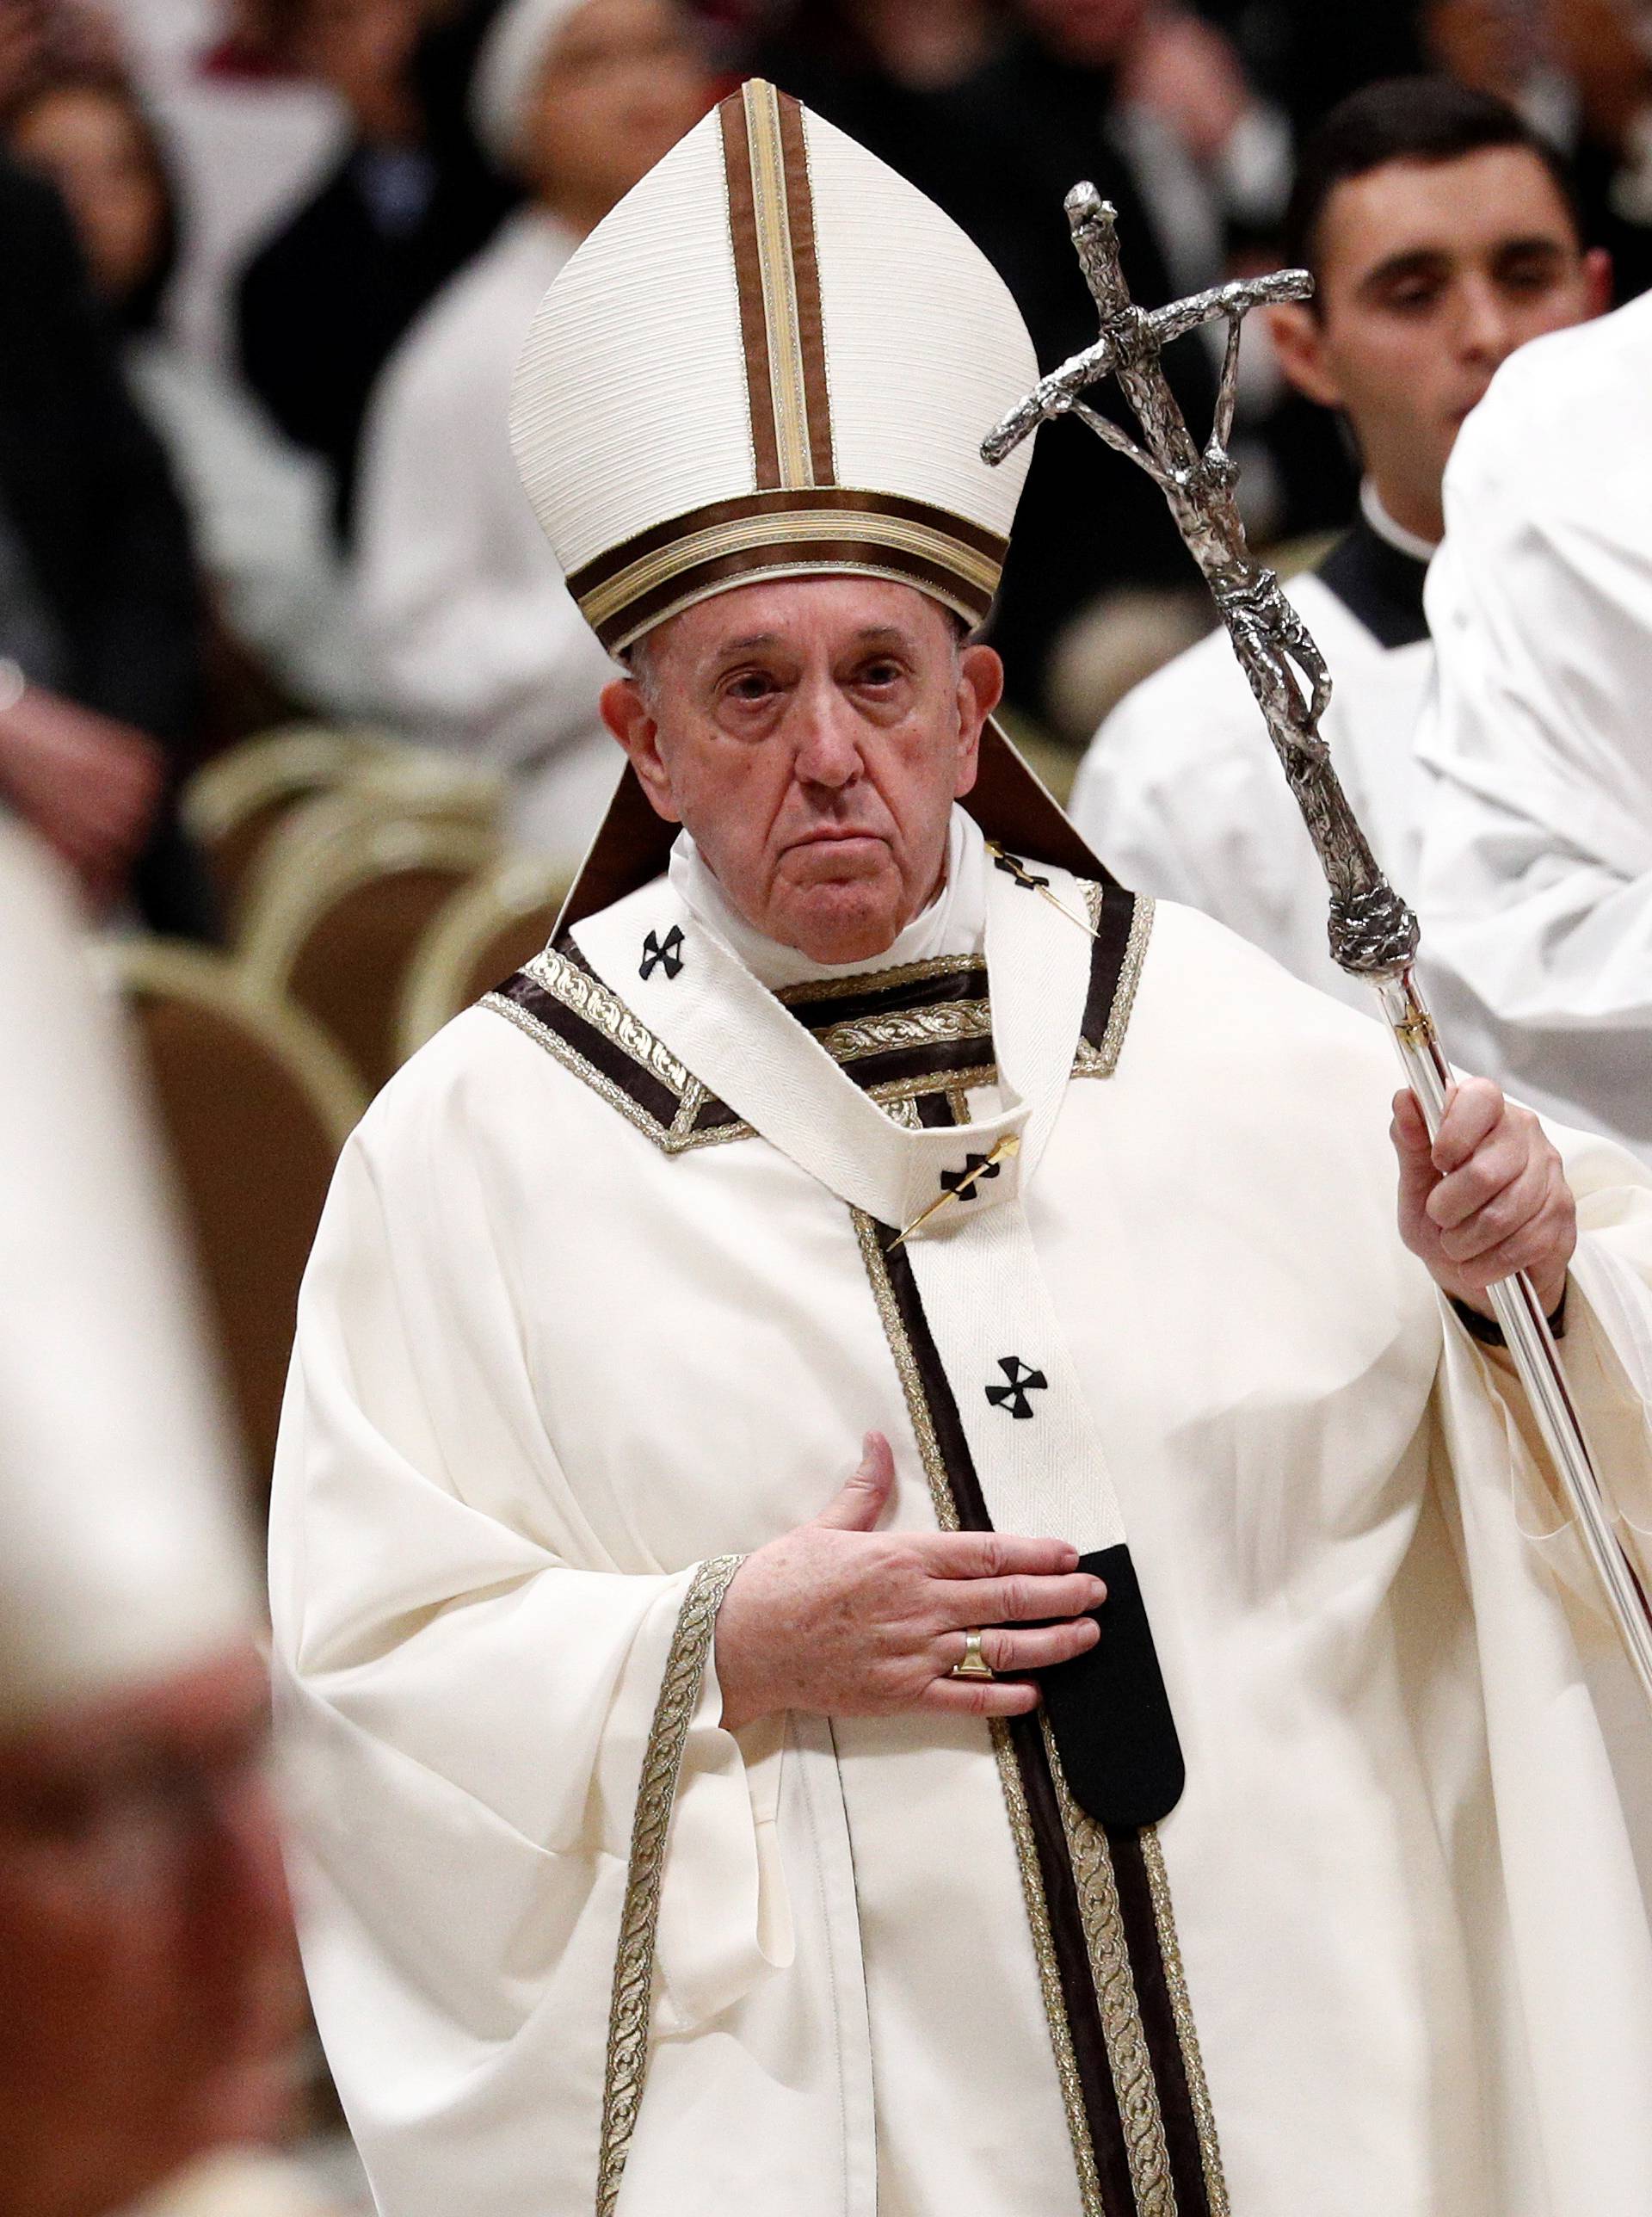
96, 939, 366, 1512
182, 725, 403, 932
237, 793, 502, 1091
398, 853, 572, 1062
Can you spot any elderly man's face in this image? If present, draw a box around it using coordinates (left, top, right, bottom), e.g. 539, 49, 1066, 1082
0, 1650, 298, 2217
602, 577, 1002, 965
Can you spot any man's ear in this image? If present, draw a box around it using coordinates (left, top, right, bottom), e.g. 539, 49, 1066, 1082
1267, 300, 1344, 411
600, 676, 683, 824
953, 642, 1003, 800
1583, 246, 1613, 319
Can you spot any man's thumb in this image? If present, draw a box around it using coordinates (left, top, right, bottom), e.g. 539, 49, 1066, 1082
814, 1432, 896, 1531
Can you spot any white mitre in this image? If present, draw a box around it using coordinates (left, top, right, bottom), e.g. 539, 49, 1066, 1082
0, 823, 255, 1731
510, 77, 1103, 922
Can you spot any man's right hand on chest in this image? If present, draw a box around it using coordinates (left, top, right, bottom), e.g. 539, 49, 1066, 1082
712, 1434, 1106, 1731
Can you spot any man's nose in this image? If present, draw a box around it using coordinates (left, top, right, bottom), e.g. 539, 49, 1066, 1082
1457, 275, 1520, 368
791, 682, 863, 788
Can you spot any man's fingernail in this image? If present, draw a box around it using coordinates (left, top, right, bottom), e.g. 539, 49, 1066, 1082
1088, 1578, 1108, 1604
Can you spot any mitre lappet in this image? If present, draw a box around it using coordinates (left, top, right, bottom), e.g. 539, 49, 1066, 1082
508, 79, 1183, 1827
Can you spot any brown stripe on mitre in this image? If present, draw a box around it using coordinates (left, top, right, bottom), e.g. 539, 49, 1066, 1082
774, 88, 835, 483
718, 87, 780, 487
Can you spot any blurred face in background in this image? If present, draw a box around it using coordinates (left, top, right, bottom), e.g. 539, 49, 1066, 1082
9, 83, 166, 308
0, 1651, 298, 2217
521, 0, 715, 224
1268, 145, 1609, 541
1014, 0, 1151, 65
293, 0, 423, 141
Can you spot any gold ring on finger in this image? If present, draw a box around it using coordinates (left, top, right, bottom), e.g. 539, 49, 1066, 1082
948, 1627, 996, 1681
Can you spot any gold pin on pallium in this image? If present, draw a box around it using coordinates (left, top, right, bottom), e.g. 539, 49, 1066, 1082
984, 843, 1100, 939
888, 1135, 1021, 1252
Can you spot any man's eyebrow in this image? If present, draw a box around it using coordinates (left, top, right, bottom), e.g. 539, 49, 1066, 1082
713, 632, 783, 657
1357, 247, 1451, 294
1359, 236, 1569, 294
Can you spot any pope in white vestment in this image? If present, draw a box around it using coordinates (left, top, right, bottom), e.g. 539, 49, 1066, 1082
1415, 290, 1652, 1169
271, 83, 1652, 2217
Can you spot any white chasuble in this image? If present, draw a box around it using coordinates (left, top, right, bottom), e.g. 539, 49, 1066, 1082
271, 808, 1652, 2217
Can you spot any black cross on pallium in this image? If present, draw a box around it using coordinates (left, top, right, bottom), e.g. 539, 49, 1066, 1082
991, 849, 1051, 892
985, 1356, 1048, 1419
639, 925, 685, 981
940, 1151, 1002, 1200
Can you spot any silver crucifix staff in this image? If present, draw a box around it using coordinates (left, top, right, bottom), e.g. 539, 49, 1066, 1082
984, 185, 1652, 1711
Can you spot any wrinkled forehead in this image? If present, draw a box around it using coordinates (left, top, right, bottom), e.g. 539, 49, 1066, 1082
631, 573, 965, 676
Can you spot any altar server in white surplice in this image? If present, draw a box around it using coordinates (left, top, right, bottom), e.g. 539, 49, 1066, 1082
1416, 290, 1652, 1168
352, 0, 713, 866
272, 81, 1652, 2217
1069, 77, 1608, 1012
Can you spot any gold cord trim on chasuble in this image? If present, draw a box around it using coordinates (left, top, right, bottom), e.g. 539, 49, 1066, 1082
481, 886, 1152, 1155
595, 1553, 747, 2217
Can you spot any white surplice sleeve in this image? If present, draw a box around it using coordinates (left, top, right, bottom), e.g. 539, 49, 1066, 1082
268, 1030, 786, 2214
1415, 303, 1652, 1164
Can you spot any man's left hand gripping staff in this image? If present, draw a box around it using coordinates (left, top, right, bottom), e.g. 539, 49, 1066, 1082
1392, 1076, 1576, 1321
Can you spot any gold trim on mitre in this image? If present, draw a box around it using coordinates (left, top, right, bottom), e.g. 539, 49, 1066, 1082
570, 487, 1008, 655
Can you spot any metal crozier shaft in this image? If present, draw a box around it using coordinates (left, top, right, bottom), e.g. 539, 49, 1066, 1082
981, 189, 1652, 1711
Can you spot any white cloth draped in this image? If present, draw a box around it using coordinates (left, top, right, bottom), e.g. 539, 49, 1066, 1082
353, 211, 622, 865
1415, 293, 1652, 1167
272, 810, 1652, 2215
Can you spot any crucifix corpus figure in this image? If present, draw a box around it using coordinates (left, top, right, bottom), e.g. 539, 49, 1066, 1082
985, 188, 1411, 979
984, 184, 1652, 1708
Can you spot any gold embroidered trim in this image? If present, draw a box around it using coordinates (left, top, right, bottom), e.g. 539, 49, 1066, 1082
1140, 1828, 1230, 2217
580, 508, 1003, 636
490, 883, 1137, 1153
522, 948, 694, 1097
484, 994, 674, 1152
854, 1210, 956, 1534
991, 1716, 1107, 2217
777, 950, 983, 1007
670, 1063, 1000, 1154
1044, 1721, 1179, 2216
814, 998, 993, 1065
595, 1553, 746, 2217
1076, 893, 1156, 1082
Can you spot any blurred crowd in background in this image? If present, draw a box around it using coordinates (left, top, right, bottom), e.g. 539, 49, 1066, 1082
7, 0, 1652, 937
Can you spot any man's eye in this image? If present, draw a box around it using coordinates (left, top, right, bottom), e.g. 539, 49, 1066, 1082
725, 674, 776, 702
860, 662, 903, 686
1385, 283, 1438, 313
1501, 260, 1559, 295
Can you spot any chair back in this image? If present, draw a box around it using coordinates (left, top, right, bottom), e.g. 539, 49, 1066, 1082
183, 725, 404, 929
399, 854, 572, 1060
98, 941, 366, 1513
240, 794, 500, 1090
